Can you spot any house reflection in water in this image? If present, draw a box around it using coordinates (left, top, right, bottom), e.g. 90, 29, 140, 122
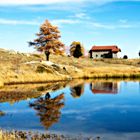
90, 82, 119, 94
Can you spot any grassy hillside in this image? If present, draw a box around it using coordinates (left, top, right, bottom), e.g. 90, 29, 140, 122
0, 48, 140, 86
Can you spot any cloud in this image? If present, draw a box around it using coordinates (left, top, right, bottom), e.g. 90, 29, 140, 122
69, 12, 91, 20
0, 0, 83, 5
90, 22, 115, 29
51, 19, 80, 26
74, 13, 88, 19
0, 18, 40, 25
119, 19, 128, 24
0, 18, 138, 30
88, 21, 138, 29
0, 0, 140, 5
0, 18, 80, 26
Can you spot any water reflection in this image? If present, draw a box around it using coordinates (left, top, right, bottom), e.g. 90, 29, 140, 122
28, 81, 120, 130
0, 80, 140, 139
29, 93, 64, 129
90, 82, 119, 94
70, 84, 84, 98
0, 81, 69, 104
0, 111, 5, 117
0, 80, 122, 104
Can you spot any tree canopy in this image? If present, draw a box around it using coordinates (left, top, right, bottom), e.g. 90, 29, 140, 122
29, 20, 65, 61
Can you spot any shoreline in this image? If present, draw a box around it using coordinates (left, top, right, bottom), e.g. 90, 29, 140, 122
0, 75, 140, 87
0, 72, 140, 87
0, 129, 100, 140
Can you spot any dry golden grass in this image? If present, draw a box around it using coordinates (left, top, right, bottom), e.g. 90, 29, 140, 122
0, 49, 140, 86
0, 79, 4, 87
0, 129, 60, 140
0, 51, 71, 85
95, 58, 140, 66
82, 66, 140, 79
50, 55, 140, 78
0, 130, 15, 140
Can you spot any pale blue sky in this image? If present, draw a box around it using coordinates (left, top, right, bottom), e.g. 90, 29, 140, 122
0, 0, 140, 58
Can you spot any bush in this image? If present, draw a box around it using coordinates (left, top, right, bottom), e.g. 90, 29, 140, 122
123, 55, 128, 59
36, 65, 53, 73
36, 66, 46, 73
73, 44, 83, 58
70, 41, 84, 58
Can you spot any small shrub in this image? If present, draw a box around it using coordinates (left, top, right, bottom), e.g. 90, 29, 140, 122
32, 54, 42, 58
37, 86, 45, 91
36, 65, 53, 73
123, 55, 128, 59
36, 66, 46, 73
52, 64, 61, 71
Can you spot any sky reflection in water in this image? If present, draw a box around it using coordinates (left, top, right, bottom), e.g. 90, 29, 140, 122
0, 81, 140, 139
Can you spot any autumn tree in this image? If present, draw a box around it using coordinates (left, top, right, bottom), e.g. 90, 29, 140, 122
70, 41, 84, 58
29, 20, 64, 61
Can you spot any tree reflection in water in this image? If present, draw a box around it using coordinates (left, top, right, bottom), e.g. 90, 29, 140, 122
29, 93, 64, 129
0, 111, 5, 116
70, 84, 84, 98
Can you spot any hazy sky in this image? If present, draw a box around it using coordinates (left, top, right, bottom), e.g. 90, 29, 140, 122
0, 0, 140, 58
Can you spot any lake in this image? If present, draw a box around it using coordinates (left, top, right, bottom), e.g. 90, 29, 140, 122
0, 80, 140, 140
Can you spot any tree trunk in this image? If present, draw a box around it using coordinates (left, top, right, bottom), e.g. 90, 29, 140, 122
89, 50, 93, 58
45, 51, 50, 61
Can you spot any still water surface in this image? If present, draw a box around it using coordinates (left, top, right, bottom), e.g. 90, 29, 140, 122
0, 80, 140, 139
